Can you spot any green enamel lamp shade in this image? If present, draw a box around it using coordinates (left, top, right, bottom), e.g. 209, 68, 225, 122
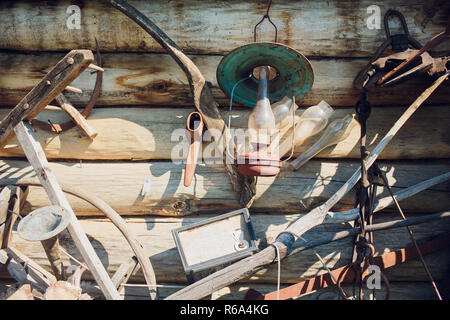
217, 42, 314, 107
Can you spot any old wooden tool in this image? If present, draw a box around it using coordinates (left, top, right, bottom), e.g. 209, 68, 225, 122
0, 50, 120, 300
110, 0, 257, 207
291, 114, 358, 170
184, 112, 204, 187
354, 9, 422, 90
1, 177, 158, 300
378, 16, 450, 85
246, 235, 450, 300
166, 72, 449, 300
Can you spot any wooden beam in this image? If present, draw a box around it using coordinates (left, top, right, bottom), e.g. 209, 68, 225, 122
0, 50, 94, 147
13, 121, 120, 300
0, 105, 448, 161
0, 159, 448, 216
1, 52, 449, 108
55, 94, 98, 139
0, 0, 448, 57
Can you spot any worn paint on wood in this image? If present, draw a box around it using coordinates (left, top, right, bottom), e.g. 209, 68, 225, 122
0, 52, 449, 107
0, 0, 448, 57
2, 214, 449, 284
0, 159, 448, 216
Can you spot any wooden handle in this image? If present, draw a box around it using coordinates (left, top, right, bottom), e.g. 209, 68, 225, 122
56, 94, 98, 139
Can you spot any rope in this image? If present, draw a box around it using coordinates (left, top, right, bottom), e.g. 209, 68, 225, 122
272, 243, 281, 300
228, 75, 251, 128
377, 166, 443, 300
299, 235, 341, 299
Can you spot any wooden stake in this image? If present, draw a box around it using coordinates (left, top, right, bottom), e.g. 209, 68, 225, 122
64, 86, 83, 94
324, 171, 450, 224
13, 121, 120, 300
55, 94, 98, 139
87, 63, 104, 72
284, 71, 450, 238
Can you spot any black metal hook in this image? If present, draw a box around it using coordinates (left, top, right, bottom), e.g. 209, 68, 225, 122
384, 9, 410, 38
253, 0, 278, 42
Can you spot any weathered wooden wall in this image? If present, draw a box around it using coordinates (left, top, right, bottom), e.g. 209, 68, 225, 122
0, 159, 449, 216
0, 0, 449, 56
0, 0, 449, 299
1, 214, 449, 298
0, 52, 449, 107
0, 106, 449, 160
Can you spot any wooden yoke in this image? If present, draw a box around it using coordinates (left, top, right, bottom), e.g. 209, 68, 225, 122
0, 50, 94, 147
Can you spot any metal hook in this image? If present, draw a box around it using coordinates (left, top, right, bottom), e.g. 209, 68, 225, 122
253, 0, 278, 42
384, 9, 410, 38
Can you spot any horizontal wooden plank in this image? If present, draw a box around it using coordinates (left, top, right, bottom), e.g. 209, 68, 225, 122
2, 214, 449, 284
78, 281, 444, 300
0, 279, 441, 300
0, 52, 449, 108
0, 105, 449, 161
0, 159, 448, 216
0, 0, 448, 57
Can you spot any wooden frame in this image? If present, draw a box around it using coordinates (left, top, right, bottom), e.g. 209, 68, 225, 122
172, 208, 258, 283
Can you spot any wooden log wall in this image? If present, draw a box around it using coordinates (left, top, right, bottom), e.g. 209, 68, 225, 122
0, 0, 449, 299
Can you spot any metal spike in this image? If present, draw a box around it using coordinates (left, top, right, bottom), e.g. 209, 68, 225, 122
44, 105, 62, 111
87, 64, 104, 72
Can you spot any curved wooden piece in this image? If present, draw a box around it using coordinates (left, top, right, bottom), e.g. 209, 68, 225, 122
2, 177, 158, 300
